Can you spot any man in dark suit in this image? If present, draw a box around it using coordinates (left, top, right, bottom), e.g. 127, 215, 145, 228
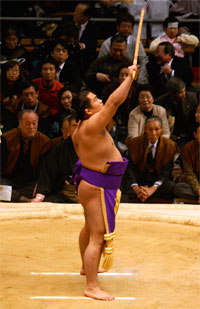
50, 39, 82, 92
154, 77, 197, 148
73, 1, 98, 76
146, 42, 194, 98
122, 116, 178, 202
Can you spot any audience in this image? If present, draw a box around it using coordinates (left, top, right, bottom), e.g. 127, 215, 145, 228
49, 86, 76, 138
31, 39, 82, 92
1, 110, 53, 202
146, 42, 194, 98
1, 60, 26, 131
4, 81, 52, 135
1, 24, 27, 62
32, 58, 64, 115
57, 1, 97, 76
1, 8, 199, 205
154, 77, 197, 148
174, 123, 200, 204
85, 33, 131, 97
98, 11, 148, 84
127, 84, 170, 139
122, 116, 178, 203
149, 16, 199, 58
31, 114, 79, 203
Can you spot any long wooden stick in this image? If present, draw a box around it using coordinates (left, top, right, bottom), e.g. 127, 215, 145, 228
132, 7, 145, 80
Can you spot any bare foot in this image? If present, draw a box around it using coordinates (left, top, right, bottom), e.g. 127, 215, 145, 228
84, 286, 115, 301
80, 266, 106, 275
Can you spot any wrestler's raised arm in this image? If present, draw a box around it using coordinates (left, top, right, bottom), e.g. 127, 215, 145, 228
87, 64, 137, 133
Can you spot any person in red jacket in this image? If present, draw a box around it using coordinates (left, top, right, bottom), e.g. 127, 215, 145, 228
32, 58, 64, 115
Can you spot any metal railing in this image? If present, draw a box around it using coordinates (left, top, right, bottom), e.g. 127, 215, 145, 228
0, 16, 200, 23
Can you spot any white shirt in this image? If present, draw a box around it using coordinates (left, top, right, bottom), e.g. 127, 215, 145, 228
57, 62, 65, 81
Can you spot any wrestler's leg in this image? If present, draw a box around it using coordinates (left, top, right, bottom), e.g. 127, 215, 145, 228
79, 224, 106, 275
78, 180, 114, 301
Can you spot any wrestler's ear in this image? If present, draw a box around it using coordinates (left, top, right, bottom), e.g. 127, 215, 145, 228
85, 108, 92, 116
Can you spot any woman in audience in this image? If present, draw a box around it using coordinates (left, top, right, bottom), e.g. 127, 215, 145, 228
1, 60, 26, 106
1, 60, 26, 131
1, 24, 27, 61
127, 84, 170, 139
49, 86, 76, 138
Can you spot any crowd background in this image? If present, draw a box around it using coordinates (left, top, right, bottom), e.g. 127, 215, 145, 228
0, 0, 200, 204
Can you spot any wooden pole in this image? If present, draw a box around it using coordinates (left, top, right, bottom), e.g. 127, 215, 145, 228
132, 7, 145, 80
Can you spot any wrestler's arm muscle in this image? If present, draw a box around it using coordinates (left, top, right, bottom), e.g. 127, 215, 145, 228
86, 65, 137, 134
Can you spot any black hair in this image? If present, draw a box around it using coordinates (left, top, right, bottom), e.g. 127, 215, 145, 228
163, 16, 179, 28
62, 113, 78, 126
74, 89, 91, 121
40, 57, 59, 72
158, 42, 175, 58
50, 38, 69, 53
135, 84, 154, 101
53, 22, 79, 41
111, 33, 127, 45
58, 85, 77, 104
3, 24, 21, 42
20, 81, 38, 94
116, 12, 135, 27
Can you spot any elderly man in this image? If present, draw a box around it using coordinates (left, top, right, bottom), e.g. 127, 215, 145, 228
146, 42, 194, 98
4, 81, 52, 135
154, 77, 197, 148
98, 11, 148, 84
123, 116, 178, 203
85, 33, 131, 97
1, 110, 52, 202
32, 114, 79, 203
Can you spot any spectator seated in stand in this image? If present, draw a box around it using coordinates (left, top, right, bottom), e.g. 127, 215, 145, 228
1, 24, 27, 62
85, 33, 131, 98
4, 81, 53, 136
31, 114, 79, 203
49, 86, 77, 138
174, 123, 200, 204
1, 60, 27, 132
146, 42, 194, 98
149, 16, 199, 58
127, 84, 170, 139
57, 1, 98, 77
154, 77, 197, 148
98, 11, 148, 84
31, 39, 82, 92
0, 110, 53, 202
32, 58, 64, 116
1, 24, 32, 77
122, 116, 179, 203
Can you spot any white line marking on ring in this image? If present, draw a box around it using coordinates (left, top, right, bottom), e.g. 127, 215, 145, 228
30, 296, 136, 300
31, 272, 135, 276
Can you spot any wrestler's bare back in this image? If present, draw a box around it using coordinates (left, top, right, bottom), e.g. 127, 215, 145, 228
72, 119, 122, 172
